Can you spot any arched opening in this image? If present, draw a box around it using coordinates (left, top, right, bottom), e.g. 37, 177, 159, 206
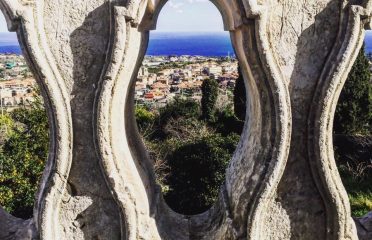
333, 38, 372, 218
135, 0, 245, 215
0, 13, 49, 220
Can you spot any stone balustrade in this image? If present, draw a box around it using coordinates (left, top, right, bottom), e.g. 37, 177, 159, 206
0, 0, 371, 239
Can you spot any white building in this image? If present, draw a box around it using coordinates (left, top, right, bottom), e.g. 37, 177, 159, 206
205, 66, 223, 77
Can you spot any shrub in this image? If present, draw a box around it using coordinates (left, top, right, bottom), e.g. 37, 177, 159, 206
0, 98, 48, 219
334, 44, 372, 135
233, 65, 246, 121
213, 106, 244, 136
201, 78, 219, 121
135, 106, 156, 137
349, 192, 372, 217
153, 98, 200, 140
135, 96, 242, 215
159, 97, 200, 123
164, 133, 240, 215
333, 44, 372, 216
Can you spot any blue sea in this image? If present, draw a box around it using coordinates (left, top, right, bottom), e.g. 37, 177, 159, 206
0, 32, 234, 56
0, 32, 21, 54
1, 31, 372, 56
147, 32, 234, 56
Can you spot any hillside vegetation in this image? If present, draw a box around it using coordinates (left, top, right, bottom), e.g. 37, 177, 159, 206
333, 44, 372, 217
0, 47, 370, 218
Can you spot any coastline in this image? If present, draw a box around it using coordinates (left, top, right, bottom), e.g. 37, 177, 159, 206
0, 30, 372, 55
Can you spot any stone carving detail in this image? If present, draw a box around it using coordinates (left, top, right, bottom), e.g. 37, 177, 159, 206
0, 0, 370, 239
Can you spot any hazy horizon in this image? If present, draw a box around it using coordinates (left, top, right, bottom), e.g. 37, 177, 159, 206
0, 0, 371, 55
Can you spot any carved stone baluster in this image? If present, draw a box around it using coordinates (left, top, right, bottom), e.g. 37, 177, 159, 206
0, 0, 124, 239
0, 0, 371, 239
256, 0, 370, 239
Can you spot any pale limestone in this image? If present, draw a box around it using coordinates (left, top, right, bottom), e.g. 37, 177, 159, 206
0, 0, 371, 239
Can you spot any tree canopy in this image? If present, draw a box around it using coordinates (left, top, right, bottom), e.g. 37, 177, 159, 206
334, 44, 372, 135
0, 97, 49, 219
201, 78, 219, 121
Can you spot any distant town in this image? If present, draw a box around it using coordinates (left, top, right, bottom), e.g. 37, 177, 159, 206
136, 55, 238, 109
0, 54, 238, 111
0, 54, 36, 110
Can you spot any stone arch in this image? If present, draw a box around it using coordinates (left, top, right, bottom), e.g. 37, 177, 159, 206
0, 0, 117, 239
0, 0, 370, 239
0, 2, 74, 239
94, 1, 292, 239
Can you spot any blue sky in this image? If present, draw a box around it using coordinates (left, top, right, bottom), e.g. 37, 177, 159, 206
0, 0, 224, 33
154, 0, 224, 32
0, 13, 7, 32
0, 0, 370, 35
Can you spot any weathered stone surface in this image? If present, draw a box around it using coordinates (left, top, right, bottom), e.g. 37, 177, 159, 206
0, 207, 37, 240
0, 0, 371, 239
355, 212, 372, 240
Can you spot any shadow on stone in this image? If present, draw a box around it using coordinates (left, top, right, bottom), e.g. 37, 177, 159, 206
69, 3, 121, 239
275, 1, 341, 239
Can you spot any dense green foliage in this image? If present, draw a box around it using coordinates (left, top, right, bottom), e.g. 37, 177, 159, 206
135, 106, 156, 138
334, 44, 372, 135
341, 174, 372, 217
201, 78, 219, 121
138, 51, 372, 215
137, 95, 243, 214
165, 133, 240, 215
0, 49, 371, 219
334, 135, 372, 217
0, 97, 49, 219
338, 161, 372, 217
234, 65, 246, 121
349, 193, 372, 217
334, 45, 372, 217
158, 98, 200, 128
213, 107, 244, 136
